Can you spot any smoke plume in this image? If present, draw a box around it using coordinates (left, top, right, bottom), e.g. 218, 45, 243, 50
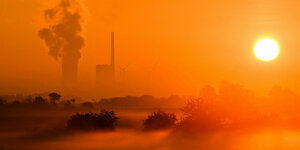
39, 0, 85, 61
38, 0, 85, 91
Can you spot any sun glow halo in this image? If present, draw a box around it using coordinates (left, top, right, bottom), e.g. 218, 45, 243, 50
254, 39, 279, 61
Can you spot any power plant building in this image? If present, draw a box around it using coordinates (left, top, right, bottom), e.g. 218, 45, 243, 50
96, 32, 116, 96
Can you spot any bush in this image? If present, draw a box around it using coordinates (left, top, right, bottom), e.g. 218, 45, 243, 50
178, 98, 223, 131
33, 96, 48, 105
0, 98, 7, 106
67, 109, 119, 131
143, 110, 177, 131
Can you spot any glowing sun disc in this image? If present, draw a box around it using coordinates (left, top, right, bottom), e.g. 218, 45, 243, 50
254, 39, 279, 61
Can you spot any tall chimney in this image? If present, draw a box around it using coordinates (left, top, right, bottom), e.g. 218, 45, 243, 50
111, 32, 115, 69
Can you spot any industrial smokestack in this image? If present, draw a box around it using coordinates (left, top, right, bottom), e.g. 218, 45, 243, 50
95, 32, 116, 97
111, 32, 115, 69
38, 0, 85, 93
110, 32, 115, 80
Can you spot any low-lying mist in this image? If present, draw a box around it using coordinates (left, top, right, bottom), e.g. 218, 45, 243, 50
1, 81, 300, 150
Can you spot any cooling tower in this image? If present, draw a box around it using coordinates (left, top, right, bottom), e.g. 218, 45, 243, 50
62, 56, 79, 94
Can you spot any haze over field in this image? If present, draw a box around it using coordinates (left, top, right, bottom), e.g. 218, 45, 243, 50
2, 0, 300, 150
1, 0, 300, 96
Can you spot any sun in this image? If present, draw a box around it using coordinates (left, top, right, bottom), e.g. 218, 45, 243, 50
254, 39, 279, 61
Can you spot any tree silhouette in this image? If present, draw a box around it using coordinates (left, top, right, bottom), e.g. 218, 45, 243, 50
178, 98, 222, 131
143, 110, 177, 131
48, 92, 61, 105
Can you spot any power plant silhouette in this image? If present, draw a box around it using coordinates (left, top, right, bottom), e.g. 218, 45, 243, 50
96, 32, 116, 97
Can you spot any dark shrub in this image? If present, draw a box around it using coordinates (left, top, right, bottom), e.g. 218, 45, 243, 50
67, 109, 119, 131
11, 100, 21, 106
33, 96, 48, 105
143, 110, 177, 131
0, 98, 7, 106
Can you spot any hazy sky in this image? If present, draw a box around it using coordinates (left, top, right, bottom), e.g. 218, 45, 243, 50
1, 0, 300, 96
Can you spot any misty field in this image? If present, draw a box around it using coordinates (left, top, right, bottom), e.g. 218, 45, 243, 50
2, 108, 300, 150
2, 82, 300, 150
2, 107, 300, 150
0, 97, 182, 150
2, 0, 300, 149
0, 106, 180, 150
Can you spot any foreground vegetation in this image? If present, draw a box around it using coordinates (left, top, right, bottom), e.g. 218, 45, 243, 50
1, 81, 300, 133
67, 110, 119, 131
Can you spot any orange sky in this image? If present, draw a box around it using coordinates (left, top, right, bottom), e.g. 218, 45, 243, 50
1, 0, 300, 97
